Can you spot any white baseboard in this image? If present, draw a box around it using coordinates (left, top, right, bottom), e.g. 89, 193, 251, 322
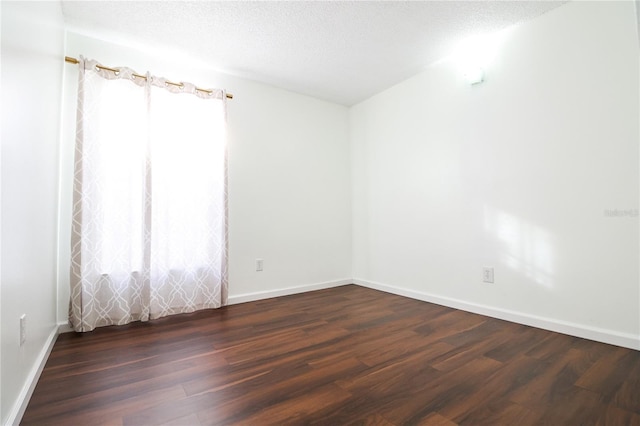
227, 278, 352, 305
354, 278, 640, 351
6, 277, 636, 426
4, 326, 59, 426
55, 279, 353, 326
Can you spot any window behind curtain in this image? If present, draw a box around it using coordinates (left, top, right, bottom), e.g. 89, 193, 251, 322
70, 57, 228, 332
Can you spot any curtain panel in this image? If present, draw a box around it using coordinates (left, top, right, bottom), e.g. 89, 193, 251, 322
70, 56, 228, 332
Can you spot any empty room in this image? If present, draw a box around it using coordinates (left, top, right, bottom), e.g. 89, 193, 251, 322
1, 0, 639, 425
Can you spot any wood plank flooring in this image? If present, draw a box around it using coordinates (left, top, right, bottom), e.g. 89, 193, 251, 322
22, 285, 640, 425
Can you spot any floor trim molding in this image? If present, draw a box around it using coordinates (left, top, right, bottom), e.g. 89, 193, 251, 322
227, 279, 352, 305
13, 277, 638, 425
354, 278, 640, 351
5, 326, 59, 426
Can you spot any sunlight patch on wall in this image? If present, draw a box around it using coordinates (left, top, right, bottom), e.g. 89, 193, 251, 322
484, 205, 555, 288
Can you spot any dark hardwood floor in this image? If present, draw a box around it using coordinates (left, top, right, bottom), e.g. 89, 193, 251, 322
22, 285, 640, 425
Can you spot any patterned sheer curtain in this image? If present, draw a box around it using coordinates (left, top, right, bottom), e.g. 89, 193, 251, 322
70, 56, 228, 332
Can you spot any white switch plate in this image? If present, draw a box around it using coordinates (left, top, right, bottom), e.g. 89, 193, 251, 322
256, 259, 263, 272
482, 267, 494, 283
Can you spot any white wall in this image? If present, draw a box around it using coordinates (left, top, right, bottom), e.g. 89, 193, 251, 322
1, 2, 64, 424
351, 1, 640, 348
57, 31, 352, 323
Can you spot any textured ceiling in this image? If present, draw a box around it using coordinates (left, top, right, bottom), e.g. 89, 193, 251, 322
61, 1, 567, 106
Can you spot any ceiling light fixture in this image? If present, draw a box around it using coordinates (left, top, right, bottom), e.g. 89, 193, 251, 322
453, 31, 505, 86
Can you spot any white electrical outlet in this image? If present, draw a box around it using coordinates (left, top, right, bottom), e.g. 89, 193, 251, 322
482, 267, 494, 283
20, 314, 27, 346
256, 258, 263, 272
